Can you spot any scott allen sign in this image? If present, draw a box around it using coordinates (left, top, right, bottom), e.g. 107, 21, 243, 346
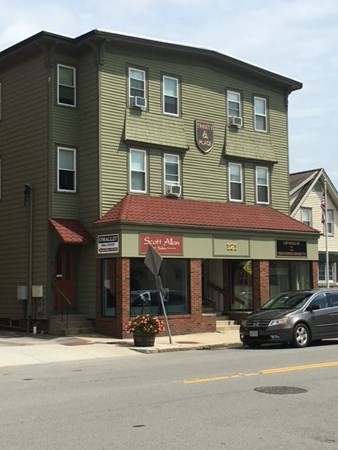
140, 234, 183, 255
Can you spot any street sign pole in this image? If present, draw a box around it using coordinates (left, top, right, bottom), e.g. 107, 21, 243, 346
144, 245, 173, 344
155, 275, 172, 344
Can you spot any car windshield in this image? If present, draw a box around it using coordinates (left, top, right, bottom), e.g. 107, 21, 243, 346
261, 292, 313, 310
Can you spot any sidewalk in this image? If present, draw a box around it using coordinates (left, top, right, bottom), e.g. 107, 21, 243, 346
0, 328, 241, 368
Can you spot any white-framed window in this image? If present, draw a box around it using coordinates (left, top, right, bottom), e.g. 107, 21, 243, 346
229, 162, 243, 202
57, 147, 76, 192
163, 76, 179, 116
129, 68, 146, 106
301, 208, 312, 227
164, 154, 180, 186
254, 96, 267, 132
227, 90, 241, 120
57, 64, 76, 107
319, 262, 334, 283
130, 149, 147, 193
327, 210, 334, 236
256, 166, 269, 204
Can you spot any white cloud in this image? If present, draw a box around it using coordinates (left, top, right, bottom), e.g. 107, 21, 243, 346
0, 0, 338, 185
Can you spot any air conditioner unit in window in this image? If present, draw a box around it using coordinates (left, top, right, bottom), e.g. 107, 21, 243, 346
229, 116, 243, 128
165, 184, 181, 197
131, 96, 147, 109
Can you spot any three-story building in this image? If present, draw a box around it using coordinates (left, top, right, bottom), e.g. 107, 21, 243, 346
0, 30, 319, 336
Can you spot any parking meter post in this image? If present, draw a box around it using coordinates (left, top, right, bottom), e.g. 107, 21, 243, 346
155, 275, 172, 344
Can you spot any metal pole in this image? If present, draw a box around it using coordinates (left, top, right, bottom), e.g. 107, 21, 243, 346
324, 180, 329, 288
155, 275, 172, 344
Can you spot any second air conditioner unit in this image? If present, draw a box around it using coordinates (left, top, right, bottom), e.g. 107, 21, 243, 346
131, 96, 147, 109
229, 116, 243, 128
165, 184, 181, 197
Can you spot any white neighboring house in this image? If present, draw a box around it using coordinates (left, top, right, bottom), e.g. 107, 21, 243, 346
290, 169, 338, 286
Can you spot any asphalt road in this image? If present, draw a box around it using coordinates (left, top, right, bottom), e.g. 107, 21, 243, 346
1, 341, 338, 449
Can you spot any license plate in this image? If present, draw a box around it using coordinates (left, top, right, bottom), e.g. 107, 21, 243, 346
249, 330, 258, 337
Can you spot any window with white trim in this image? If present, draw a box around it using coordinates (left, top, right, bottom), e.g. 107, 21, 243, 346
229, 162, 243, 202
129, 68, 146, 106
57, 147, 76, 192
327, 210, 334, 236
163, 76, 179, 115
227, 90, 241, 119
301, 207, 312, 227
57, 64, 76, 107
319, 262, 334, 283
256, 166, 269, 204
130, 149, 147, 193
164, 154, 180, 186
254, 96, 267, 131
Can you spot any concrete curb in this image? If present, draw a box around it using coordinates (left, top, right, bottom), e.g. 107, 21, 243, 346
130, 342, 240, 354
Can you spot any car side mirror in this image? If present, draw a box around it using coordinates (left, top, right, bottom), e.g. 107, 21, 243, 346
309, 304, 320, 312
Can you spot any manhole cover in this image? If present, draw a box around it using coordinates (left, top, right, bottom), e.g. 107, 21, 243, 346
254, 386, 307, 395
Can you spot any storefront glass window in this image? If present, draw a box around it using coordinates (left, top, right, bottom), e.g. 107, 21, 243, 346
269, 261, 311, 298
101, 259, 116, 317
130, 258, 190, 316
230, 260, 253, 310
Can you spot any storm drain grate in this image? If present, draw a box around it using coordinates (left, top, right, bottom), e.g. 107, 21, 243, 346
254, 386, 307, 395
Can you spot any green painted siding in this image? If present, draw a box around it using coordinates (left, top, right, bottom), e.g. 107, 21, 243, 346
99, 44, 290, 214
51, 53, 80, 219
77, 53, 99, 314
0, 54, 49, 318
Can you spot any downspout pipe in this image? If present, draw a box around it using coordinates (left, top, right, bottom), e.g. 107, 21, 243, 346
24, 183, 33, 332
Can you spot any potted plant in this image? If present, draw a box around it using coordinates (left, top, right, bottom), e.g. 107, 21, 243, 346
126, 314, 165, 347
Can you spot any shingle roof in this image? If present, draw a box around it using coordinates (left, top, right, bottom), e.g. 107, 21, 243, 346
50, 219, 93, 244
95, 194, 319, 234
289, 169, 320, 192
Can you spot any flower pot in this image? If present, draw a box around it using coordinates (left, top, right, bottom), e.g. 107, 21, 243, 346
133, 331, 156, 347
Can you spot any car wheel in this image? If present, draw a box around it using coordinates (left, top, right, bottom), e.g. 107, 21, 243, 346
292, 323, 310, 348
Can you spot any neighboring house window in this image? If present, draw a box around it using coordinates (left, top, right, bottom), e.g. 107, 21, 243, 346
57, 64, 76, 107
57, 147, 76, 192
301, 208, 312, 227
229, 162, 243, 201
254, 96, 267, 131
327, 210, 334, 236
163, 76, 179, 116
130, 149, 147, 193
129, 68, 146, 106
227, 90, 241, 119
319, 262, 334, 283
256, 166, 269, 204
164, 154, 180, 186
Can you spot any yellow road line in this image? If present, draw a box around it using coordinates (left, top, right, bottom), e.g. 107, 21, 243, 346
183, 360, 338, 384
261, 361, 338, 374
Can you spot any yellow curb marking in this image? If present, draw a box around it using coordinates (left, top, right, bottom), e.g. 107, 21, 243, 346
183, 361, 338, 384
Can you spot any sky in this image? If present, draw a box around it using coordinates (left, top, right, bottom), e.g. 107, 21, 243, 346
1, 0, 337, 187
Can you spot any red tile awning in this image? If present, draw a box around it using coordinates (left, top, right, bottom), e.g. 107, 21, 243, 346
49, 219, 93, 244
95, 194, 320, 235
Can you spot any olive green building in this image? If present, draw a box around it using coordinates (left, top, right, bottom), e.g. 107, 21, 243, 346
0, 30, 319, 336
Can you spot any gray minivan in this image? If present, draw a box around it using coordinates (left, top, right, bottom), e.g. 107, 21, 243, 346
240, 289, 338, 348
